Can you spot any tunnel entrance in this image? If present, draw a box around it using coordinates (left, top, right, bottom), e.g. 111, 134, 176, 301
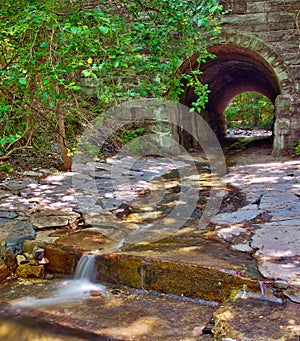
180, 43, 281, 147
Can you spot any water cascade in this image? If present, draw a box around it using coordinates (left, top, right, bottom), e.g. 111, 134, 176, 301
74, 254, 97, 282
10, 254, 107, 309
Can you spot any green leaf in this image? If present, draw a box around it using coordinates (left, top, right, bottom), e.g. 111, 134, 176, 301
40, 42, 48, 48
98, 26, 109, 35
72, 85, 82, 91
113, 60, 120, 68
18, 77, 27, 85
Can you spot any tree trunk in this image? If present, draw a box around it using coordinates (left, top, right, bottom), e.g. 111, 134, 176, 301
55, 86, 72, 171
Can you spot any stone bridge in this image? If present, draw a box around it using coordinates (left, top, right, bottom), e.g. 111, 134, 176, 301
180, 0, 300, 154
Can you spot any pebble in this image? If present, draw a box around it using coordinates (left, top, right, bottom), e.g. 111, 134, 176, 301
231, 243, 253, 253
16, 254, 27, 265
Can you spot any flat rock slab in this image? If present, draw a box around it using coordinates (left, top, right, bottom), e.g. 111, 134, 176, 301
1, 178, 38, 191
0, 280, 216, 341
0, 210, 18, 219
5, 222, 35, 254
213, 298, 300, 340
211, 209, 263, 225
251, 224, 300, 283
270, 202, 300, 221
0, 195, 32, 211
30, 209, 81, 229
259, 193, 300, 210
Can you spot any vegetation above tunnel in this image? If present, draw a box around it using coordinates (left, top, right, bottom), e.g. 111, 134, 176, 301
0, 0, 223, 171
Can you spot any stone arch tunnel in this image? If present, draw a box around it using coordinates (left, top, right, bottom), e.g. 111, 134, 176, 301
179, 0, 300, 154
180, 43, 281, 140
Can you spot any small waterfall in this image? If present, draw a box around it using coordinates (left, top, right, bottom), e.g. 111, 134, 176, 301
74, 254, 97, 282
258, 280, 266, 297
10, 254, 106, 309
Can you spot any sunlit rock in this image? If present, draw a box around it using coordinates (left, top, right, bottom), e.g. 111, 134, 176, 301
16, 263, 44, 278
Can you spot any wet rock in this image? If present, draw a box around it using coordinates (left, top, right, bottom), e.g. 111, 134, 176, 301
5, 221, 35, 255
0, 258, 10, 281
0, 218, 8, 224
16, 263, 45, 278
213, 298, 300, 340
96, 253, 260, 303
274, 280, 289, 289
283, 288, 300, 304
0, 281, 216, 340
4, 248, 17, 272
43, 245, 81, 275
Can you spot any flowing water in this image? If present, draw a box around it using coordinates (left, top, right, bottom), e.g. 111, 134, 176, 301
9, 254, 107, 309
74, 254, 97, 282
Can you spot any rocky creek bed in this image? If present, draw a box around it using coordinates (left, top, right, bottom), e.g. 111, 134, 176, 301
0, 144, 299, 340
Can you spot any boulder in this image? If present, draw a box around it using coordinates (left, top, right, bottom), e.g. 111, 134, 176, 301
16, 263, 44, 278
5, 221, 35, 255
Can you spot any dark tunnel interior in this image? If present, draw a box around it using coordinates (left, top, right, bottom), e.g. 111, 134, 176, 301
180, 44, 281, 139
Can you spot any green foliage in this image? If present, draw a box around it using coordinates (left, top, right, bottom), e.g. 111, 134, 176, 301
225, 92, 274, 130
295, 141, 300, 156
0, 0, 223, 162
0, 163, 14, 173
121, 127, 145, 143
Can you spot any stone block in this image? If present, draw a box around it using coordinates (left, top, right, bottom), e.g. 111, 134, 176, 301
30, 209, 81, 229
16, 255, 27, 265
247, 2, 271, 14
0, 259, 10, 281
96, 254, 260, 303
267, 12, 295, 24
5, 221, 35, 255
16, 264, 45, 278
226, 13, 267, 26
219, 1, 247, 14
44, 245, 81, 275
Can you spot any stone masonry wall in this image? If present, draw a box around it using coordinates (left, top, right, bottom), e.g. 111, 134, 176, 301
218, 0, 300, 153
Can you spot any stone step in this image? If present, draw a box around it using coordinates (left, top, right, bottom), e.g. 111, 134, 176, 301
0, 282, 216, 341
0, 279, 298, 341
23, 238, 262, 304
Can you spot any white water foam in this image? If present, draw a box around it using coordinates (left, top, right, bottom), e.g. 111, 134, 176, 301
10, 254, 107, 309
